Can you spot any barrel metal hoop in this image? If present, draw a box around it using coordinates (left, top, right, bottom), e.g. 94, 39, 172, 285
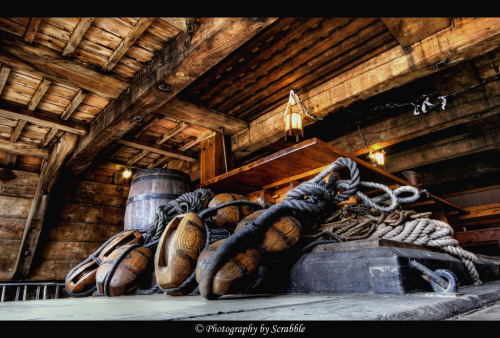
131, 173, 190, 184
126, 192, 179, 206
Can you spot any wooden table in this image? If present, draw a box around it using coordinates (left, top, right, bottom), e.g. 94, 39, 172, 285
199, 138, 465, 214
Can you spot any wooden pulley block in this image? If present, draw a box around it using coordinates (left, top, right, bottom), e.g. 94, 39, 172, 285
154, 213, 206, 295
65, 230, 144, 295
195, 238, 262, 297
208, 193, 255, 232
98, 230, 144, 262
235, 209, 302, 262
96, 244, 152, 296
337, 195, 359, 207
65, 260, 98, 294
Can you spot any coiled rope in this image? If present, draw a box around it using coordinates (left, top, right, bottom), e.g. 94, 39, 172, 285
195, 157, 481, 299
197, 157, 427, 299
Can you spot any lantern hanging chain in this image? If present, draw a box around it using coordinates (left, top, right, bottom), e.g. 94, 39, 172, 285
288, 88, 323, 121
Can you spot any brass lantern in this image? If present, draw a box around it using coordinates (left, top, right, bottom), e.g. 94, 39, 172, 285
284, 90, 304, 142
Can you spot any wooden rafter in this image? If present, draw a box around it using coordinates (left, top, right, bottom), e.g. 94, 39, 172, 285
126, 149, 149, 165
0, 138, 48, 159
330, 90, 500, 157
102, 18, 155, 71
60, 89, 86, 120
0, 66, 11, 93
231, 17, 500, 159
23, 18, 42, 44
0, 30, 128, 100
159, 97, 248, 136
385, 126, 500, 174
61, 18, 94, 57
156, 121, 188, 144
116, 139, 196, 162
9, 120, 28, 142
179, 130, 216, 151
66, 17, 277, 176
27, 77, 51, 111
39, 128, 59, 148
0, 102, 87, 136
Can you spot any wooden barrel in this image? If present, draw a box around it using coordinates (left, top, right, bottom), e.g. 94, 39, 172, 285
124, 168, 191, 231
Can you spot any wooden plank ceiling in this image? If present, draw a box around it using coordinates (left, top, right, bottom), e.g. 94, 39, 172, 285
0, 17, 499, 196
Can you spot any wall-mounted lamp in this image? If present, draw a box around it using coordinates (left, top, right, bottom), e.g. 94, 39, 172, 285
122, 168, 133, 179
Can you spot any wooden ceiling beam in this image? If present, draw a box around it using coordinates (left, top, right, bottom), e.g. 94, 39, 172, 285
116, 139, 196, 162
0, 30, 128, 99
156, 121, 188, 144
27, 77, 51, 111
60, 89, 86, 121
61, 18, 94, 57
158, 97, 248, 136
66, 17, 277, 176
23, 18, 42, 44
0, 138, 48, 159
385, 125, 500, 173
102, 18, 155, 71
381, 18, 451, 48
178, 130, 216, 152
330, 88, 500, 156
0, 102, 87, 136
231, 17, 500, 159
0, 66, 11, 94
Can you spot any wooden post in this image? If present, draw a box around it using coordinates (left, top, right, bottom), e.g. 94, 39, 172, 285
12, 132, 79, 280
200, 133, 230, 184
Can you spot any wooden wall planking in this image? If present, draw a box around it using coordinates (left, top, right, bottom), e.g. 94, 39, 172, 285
28, 164, 130, 281
0, 169, 38, 280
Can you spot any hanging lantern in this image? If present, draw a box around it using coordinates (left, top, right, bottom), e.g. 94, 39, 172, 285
368, 149, 385, 167
284, 90, 304, 142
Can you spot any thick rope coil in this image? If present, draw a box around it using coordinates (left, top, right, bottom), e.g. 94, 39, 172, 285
197, 157, 429, 299
366, 212, 482, 286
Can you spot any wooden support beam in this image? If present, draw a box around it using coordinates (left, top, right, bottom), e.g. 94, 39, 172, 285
0, 138, 48, 159
2, 152, 17, 169
66, 17, 276, 176
0, 101, 87, 136
102, 18, 155, 71
39, 128, 59, 148
231, 17, 500, 159
12, 132, 79, 279
0, 66, 11, 94
0, 30, 128, 99
27, 77, 51, 111
116, 139, 196, 162
61, 18, 94, 57
10, 119, 28, 142
381, 18, 451, 48
156, 121, 188, 144
160, 18, 190, 31
60, 89, 86, 120
200, 133, 229, 184
330, 88, 500, 156
126, 149, 149, 165
385, 126, 500, 173
147, 155, 170, 169
158, 97, 249, 136
179, 130, 216, 152
23, 18, 42, 44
